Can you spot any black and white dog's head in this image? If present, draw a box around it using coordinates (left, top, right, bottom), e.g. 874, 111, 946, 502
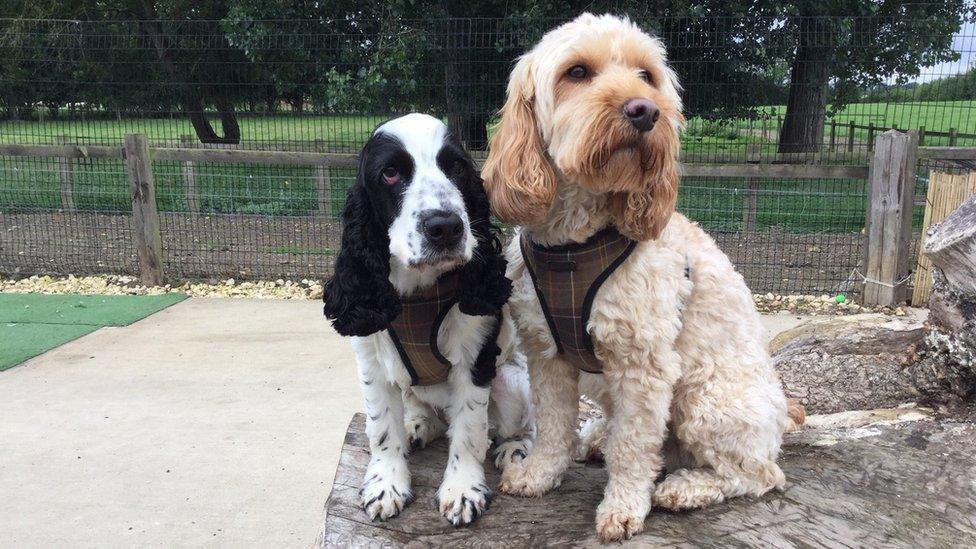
324, 114, 512, 337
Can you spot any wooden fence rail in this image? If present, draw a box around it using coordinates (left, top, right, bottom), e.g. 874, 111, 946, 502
0, 132, 968, 306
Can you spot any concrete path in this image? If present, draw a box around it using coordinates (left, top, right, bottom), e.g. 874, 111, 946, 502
0, 298, 361, 548
0, 297, 861, 548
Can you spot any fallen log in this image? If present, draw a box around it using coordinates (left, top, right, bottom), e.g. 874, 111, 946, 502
770, 314, 926, 414
319, 413, 976, 547
916, 194, 976, 402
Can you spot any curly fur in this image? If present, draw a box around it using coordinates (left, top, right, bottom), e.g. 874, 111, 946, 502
457, 175, 512, 317
323, 176, 401, 337
485, 14, 797, 542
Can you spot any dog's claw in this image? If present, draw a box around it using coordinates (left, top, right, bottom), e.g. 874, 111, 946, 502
438, 481, 492, 526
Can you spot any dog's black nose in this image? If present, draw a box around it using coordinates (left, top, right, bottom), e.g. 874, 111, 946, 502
622, 98, 660, 133
421, 210, 464, 249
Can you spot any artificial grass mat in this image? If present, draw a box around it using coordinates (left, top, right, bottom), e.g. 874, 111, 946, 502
0, 293, 187, 371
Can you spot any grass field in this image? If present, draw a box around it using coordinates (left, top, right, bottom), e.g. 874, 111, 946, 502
756, 100, 976, 145
0, 100, 953, 234
0, 154, 876, 233
2, 99, 972, 148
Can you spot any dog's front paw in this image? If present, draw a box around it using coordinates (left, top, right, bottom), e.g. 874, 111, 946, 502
493, 437, 531, 470
498, 457, 562, 497
652, 469, 725, 511
404, 414, 446, 452
595, 490, 650, 542
437, 477, 492, 526
360, 473, 413, 521
595, 508, 646, 542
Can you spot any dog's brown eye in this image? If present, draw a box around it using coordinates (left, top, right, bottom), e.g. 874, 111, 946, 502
381, 167, 401, 185
638, 70, 653, 84
567, 65, 588, 79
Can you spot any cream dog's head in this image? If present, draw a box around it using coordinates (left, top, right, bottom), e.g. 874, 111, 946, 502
483, 13, 684, 241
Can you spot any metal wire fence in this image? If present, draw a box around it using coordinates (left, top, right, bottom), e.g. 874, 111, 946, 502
0, 10, 973, 296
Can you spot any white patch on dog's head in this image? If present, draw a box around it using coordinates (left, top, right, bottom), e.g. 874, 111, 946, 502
366, 114, 475, 280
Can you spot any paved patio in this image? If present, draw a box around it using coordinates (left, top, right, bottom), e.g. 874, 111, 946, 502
0, 298, 361, 547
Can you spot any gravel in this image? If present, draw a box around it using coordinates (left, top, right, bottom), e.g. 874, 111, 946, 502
0, 274, 323, 300
1, 273, 908, 317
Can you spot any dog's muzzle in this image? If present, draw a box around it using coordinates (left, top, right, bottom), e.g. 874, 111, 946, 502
420, 209, 464, 252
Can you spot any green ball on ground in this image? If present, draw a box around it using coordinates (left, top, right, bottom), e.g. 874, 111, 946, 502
836, 294, 847, 303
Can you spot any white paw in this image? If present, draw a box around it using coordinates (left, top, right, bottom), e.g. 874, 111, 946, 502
575, 417, 606, 462
437, 476, 492, 526
404, 414, 446, 452
360, 471, 413, 521
493, 437, 531, 470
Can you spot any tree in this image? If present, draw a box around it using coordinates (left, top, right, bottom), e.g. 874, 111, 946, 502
768, 1, 970, 153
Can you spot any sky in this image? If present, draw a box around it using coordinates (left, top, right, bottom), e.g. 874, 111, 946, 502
914, 20, 974, 83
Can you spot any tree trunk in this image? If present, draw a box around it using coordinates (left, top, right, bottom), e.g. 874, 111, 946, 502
183, 95, 240, 145
778, 19, 831, 154
136, 1, 240, 145
915, 195, 976, 402
442, 14, 488, 150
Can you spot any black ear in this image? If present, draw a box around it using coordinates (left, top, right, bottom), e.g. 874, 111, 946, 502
458, 172, 512, 316
323, 178, 401, 336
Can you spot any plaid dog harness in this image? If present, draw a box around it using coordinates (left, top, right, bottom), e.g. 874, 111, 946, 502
387, 271, 459, 386
520, 227, 637, 373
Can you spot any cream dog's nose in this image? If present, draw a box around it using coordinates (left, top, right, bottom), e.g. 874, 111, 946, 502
622, 98, 660, 132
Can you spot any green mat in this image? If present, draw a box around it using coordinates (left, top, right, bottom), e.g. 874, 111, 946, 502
0, 293, 187, 371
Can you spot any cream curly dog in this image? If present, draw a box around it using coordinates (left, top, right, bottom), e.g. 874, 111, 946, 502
482, 13, 797, 542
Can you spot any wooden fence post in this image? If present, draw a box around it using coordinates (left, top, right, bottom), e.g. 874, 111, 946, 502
918, 125, 926, 146
124, 134, 164, 286
828, 120, 837, 151
742, 143, 760, 232
949, 128, 958, 147
847, 120, 855, 153
57, 135, 76, 211
862, 130, 919, 307
180, 135, 200, 215
314, 138, 332, 216
867, 123, 876, 151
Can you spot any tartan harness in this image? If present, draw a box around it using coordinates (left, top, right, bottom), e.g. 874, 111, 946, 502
387, 271, 459, 386
520, 227, 637, 373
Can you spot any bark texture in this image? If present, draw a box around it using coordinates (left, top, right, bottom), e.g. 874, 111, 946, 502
778, 18, 830, 154
320, 413, 976, 548
771, 314, 927, 414
916, 195, 976, 401
441, 11, 488, 150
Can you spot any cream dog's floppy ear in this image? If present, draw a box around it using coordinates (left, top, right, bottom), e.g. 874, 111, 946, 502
482, 56, 557, 225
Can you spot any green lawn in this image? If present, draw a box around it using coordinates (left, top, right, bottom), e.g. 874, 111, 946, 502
0, 100, 954, 233
0, 114, 386, 147
756, 100, 976, 145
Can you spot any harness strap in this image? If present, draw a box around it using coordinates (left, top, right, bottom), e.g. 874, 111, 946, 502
520, 227, 637, 373
387, 271, 459, 386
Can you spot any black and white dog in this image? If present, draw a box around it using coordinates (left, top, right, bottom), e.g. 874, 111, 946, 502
324, 114, 533, 525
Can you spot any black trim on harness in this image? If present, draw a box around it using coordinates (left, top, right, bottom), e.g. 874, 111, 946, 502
519, 236, 563, 354
429, 298, 458, 367
581, 239, 638, 355
386, 326, 420, 386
